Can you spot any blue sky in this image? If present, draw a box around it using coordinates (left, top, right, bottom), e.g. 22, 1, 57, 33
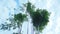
0, 0, 60, 34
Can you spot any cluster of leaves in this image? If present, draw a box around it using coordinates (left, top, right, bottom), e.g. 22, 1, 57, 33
32, 9, 50, 32
0, 1, 50, 34
13, 32, 18, 34
26, 2, 50, 32
0, 13, 27, 30
14, 13, 27, 22
14, 13, 27, 27
0, 23, 12, 30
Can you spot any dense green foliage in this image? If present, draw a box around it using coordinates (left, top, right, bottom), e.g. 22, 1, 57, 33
0, 1, 50, 34
0, 13, 27, 30
14, 13, 27, 27
26, 2, 50, 32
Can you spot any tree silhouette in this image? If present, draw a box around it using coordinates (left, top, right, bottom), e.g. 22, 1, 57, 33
0, 1, 50, 34
26, 2, 50, 34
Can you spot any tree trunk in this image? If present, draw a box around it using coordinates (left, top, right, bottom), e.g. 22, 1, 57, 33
18, 26, 22, 34
27, 22, 29, 34
31, 24, 34, 34
27, 26, 29, 34
38, 25, 39, 34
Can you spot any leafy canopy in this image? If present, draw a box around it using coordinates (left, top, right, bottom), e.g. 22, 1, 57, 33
0, 1, 50, 33
26, 2, 50, 32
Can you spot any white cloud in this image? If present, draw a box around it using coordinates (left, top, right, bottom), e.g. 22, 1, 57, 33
55, 17, 60, 34
47, 11, 55, 29
46, 0, 52, 9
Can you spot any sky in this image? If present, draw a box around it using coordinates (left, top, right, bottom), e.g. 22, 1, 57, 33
0, 0, 60, 34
